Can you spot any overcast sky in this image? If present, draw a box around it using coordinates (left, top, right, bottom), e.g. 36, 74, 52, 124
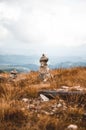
0, 0, 86, 56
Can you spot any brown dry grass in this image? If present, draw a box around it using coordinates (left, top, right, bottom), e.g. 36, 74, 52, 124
0, 67, 86, 130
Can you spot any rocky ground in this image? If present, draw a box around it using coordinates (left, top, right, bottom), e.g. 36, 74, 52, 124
0, 67, 86, 130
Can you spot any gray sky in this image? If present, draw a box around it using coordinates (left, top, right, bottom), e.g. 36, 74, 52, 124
0, 0, 86, 56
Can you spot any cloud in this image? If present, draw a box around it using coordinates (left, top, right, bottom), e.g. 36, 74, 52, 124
0, 0, 86, 55
0, 2, 20, 21
0, 25, 10, 40
15, 0, 86, 47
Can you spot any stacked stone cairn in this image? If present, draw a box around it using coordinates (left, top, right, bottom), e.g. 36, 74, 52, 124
10, 69, 18, 79
39, 54, 50, 82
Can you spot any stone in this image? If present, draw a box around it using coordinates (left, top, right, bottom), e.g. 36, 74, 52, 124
61, 86, 69, 89
40, 94, 49, 101
39, 54, 51, 82
10, 69, 18, 79
28, 104, 36, 110
57, 103, 62, 108
41, 110, 50, 115
22, 98, 29, 103
67, 124, 78, 130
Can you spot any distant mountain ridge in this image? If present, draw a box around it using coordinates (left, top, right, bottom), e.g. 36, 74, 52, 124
0, 55, 86, 72
0, 55, 39, 65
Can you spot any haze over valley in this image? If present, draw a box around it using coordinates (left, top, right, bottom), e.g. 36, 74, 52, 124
0, 55, 86, 72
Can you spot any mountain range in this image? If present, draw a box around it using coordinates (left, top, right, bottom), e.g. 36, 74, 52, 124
0, 55, 86, 72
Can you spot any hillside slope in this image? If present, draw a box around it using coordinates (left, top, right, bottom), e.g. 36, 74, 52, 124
0, 67, 86, 130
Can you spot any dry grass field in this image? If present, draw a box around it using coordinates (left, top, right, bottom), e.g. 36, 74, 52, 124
0, 67, 86, 130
